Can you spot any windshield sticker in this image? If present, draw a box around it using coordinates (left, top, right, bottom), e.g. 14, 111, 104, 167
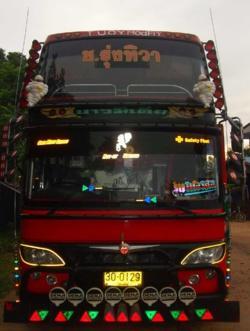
175, 135, 210, 144
40, 107, 208, 119
172, 180, 216, 197
81, 44, 161, 69
116, 132, 132, 152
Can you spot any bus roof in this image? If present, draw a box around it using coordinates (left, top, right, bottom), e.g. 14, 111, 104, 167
45, 30, 201, 45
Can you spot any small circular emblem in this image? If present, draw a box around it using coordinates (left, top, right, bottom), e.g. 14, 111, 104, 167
105, 287, 122, 306
141, 286, 159, 306
178, 286, 196, 306
49, 287, 67, 307
67, 287, 84, 306
159, 287, 177, 307
123, 287, 140, 306
120, 242, 129, 255
86, 287, 104, 307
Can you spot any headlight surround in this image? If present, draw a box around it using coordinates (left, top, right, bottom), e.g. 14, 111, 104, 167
181, 243, 225, 265
20, 244, 65, 266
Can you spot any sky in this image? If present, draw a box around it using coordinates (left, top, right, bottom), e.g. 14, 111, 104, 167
0, 0, 249, 126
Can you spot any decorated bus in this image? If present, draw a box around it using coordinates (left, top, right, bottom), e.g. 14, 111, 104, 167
3, 30, 241, 325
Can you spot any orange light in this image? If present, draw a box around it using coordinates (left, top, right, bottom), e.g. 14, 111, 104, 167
37, 139, 69, 146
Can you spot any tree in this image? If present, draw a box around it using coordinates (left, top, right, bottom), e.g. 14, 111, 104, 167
0, 48, 26, 128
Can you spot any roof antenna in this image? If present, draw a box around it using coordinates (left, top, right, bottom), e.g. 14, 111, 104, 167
14, 7, 29, 113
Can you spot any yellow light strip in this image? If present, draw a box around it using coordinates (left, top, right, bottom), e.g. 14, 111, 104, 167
180, 242, 226, 265
37, 139, 69, 146
102, 154, 118, 160
19, 244, 65, 267
123, 153, 140, 159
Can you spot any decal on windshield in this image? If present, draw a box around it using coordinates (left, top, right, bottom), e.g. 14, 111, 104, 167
172, 179, 216, 197
81, 44, 161, 69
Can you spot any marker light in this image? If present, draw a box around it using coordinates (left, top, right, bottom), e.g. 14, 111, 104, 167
145, 310, 159, 321
80, 311, 92, 322
181, 243, 225, 265
20, 244, 65, 266
196, 309, 213, 320
104, 304, 115, 322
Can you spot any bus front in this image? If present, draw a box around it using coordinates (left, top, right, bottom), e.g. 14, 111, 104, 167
4, 31, 239, 324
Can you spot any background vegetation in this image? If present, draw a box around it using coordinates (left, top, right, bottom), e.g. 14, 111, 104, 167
0, 48, 26, 129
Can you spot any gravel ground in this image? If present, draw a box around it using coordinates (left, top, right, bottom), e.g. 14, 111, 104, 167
0, 221, 249, 331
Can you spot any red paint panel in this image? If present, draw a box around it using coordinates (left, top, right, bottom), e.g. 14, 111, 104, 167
21, 217, 225, 244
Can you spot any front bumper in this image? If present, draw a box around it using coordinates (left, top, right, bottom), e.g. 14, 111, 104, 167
4, 298, 239, 324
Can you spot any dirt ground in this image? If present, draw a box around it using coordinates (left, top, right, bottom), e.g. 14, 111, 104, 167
0, 221, 249, 331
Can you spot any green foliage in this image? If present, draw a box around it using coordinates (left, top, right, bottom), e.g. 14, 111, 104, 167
0, 48, 26, 128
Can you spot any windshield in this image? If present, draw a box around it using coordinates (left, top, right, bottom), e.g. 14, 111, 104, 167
26, 129, 219, 207
39, 38, 206, 104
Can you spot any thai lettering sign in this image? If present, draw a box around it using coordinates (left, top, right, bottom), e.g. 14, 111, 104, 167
81, 44, 161, 69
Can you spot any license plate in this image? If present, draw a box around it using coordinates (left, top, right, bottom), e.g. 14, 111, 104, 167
104, 271, 142, 287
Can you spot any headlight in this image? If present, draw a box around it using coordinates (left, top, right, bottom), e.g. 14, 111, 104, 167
20, 244, 65, 266
181, 243, 225, 265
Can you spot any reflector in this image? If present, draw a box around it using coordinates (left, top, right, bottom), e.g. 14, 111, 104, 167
152, 312, 164, 322
88, 311, 99, 320
170, 310, 181, 320
63, 311, 74, 320
145, 310, 157, 320
54, 311, 67, 322
80, 311, 92, 322
178, 311, 189, 322
38, 310, 49, 321
195, 308, 206, 319
104, 311, 116, 322
201, 310, 213, 320
130, 311, 142, 322
29, 311, 42, 322
117, 311, 128, 322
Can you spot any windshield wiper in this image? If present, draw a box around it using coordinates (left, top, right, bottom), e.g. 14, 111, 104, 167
157, 200, 196, 215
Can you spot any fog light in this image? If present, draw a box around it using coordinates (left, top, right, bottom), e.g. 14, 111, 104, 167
206, 269, 216, 280
46, 274, 58, 285
188, 274, 200, 285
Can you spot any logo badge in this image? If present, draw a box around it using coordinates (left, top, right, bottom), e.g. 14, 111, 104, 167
49, 287, 67, 306
159, 287, 177, 307
105, 287, 122, 306
67, 287, 84, 306
120, 241, 129, 255
86, 287, 104, 307
123, 287, 140, 306
178, 286, 196, 306
141, 286, 159, 306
